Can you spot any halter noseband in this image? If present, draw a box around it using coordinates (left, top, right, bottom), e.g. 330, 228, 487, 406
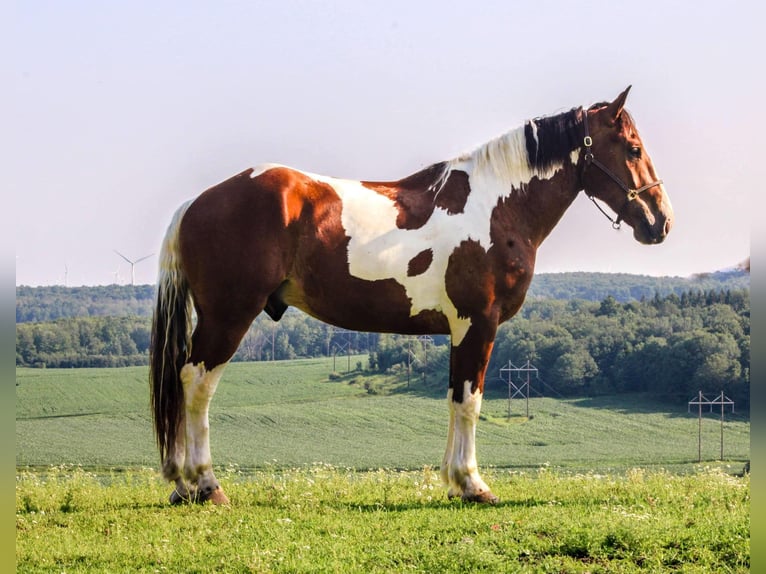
581, 108, 663, 230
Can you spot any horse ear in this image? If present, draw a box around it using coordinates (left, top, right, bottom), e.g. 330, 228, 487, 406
604, 85, 632, 125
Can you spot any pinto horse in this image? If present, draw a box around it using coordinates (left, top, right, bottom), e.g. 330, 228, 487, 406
150, 86, 673, 505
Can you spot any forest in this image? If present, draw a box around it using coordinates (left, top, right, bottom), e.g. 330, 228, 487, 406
15, 270, 750, 407
15, 269, 748, 323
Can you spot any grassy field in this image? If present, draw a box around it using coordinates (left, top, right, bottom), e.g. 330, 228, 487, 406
16, 360, 750, 572
16, 359, 750, 472
16, 465, 749, 572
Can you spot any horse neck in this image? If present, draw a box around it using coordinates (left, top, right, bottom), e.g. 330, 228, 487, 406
467, 154, 582, 248
454, 112, 585, 247
521, 161, 582, 246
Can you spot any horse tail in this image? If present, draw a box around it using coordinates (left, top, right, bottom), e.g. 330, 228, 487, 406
150, 200, 194, 464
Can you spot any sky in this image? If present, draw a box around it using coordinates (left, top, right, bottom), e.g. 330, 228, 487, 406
8, 0, 759, 287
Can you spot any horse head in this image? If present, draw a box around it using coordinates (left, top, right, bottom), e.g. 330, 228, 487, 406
582, 86, 674, 245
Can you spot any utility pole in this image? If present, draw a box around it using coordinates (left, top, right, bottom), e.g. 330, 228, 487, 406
407, 337, 412, 387
688, 391, 734, 461
418, 335, 433, 384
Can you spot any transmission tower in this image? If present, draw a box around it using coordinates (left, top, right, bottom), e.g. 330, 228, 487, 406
499, 359, 538, 418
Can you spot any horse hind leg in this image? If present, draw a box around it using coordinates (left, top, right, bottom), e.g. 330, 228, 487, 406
179, 361, 229, 504
162, 424, 192, 504
175, 312, 257, 504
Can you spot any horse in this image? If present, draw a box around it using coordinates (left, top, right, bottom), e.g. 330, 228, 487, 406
150, 86, 673, 505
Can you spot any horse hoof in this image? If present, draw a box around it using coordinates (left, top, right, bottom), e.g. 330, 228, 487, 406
462, 490, 499, 504
447, 488, 462, 500
208, 488, 230, 505
169, 488, 193, 505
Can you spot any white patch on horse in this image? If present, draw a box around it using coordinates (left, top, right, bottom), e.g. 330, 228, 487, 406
310, 171, 475, 344
528, 120, 539, 162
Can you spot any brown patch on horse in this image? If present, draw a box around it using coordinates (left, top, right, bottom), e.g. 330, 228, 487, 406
434, 170, 470, 215
179, 167, 316, 366
407, 249, 433, 277
362, 164, 471, 229
445, 240, 495, 318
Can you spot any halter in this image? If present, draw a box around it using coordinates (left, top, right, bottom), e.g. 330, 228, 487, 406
581, 109, 663, 229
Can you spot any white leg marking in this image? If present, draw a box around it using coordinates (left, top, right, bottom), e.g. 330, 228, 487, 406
443, 381, 492, 500
441, 388, 458, 497
180, 362, 226, 490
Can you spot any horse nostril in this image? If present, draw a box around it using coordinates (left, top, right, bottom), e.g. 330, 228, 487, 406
663, 218, 672, 236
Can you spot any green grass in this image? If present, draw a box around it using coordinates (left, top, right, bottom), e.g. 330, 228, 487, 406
16, 361, 750, 571
16, 360, 750, 472
16, 465, 749, 573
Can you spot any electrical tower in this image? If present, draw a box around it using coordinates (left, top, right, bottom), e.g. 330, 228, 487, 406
499, 359, 538, 418
328, 328, 355, 372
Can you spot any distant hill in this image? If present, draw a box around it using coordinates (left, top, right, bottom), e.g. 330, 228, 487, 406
15, 269, 749, 323
526, 268, 749, 303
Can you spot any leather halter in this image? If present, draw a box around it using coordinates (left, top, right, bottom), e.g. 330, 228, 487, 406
581, 109, 663, 229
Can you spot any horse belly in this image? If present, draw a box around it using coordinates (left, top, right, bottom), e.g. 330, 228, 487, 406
281, 273, 450, 335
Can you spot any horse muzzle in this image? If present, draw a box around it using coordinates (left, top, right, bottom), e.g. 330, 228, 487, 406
631, 209, 673, 245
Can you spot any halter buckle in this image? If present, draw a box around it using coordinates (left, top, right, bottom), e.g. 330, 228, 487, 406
583, 136, 593, 148
627, 189, 639, 201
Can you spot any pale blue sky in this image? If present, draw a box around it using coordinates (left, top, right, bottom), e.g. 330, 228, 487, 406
10, 0, 757, 286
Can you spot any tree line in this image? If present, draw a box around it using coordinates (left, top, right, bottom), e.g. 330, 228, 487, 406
488, 289, 749, 406
16, 285, 155, 323
16, 286, 750, 407
16, 269, 748, 323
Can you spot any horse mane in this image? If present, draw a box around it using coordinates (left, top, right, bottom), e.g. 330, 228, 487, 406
411, 104, 633, 200
449, 107, 583, 192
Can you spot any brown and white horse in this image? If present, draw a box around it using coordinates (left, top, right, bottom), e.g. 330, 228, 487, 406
150, 87, 673, 505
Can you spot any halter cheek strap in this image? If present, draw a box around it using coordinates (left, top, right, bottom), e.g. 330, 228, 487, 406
581, 109, 663, 229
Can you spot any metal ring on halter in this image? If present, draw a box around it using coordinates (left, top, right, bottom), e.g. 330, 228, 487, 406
587, 193, 622, 230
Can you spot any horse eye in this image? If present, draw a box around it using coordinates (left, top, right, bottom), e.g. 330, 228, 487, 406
629, 146, 642, 159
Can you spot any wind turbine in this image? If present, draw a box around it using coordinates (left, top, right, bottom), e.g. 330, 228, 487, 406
56, 262, 69, 286
114, 250, 153, 285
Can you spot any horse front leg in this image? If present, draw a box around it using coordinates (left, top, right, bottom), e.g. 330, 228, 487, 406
441, 321, 499, 504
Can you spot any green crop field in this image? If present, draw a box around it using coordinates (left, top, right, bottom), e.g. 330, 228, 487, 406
16, 360, 750, 572
16, 359, 750, 472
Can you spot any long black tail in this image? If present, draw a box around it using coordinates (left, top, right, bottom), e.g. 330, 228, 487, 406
150, 201, 193, 464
